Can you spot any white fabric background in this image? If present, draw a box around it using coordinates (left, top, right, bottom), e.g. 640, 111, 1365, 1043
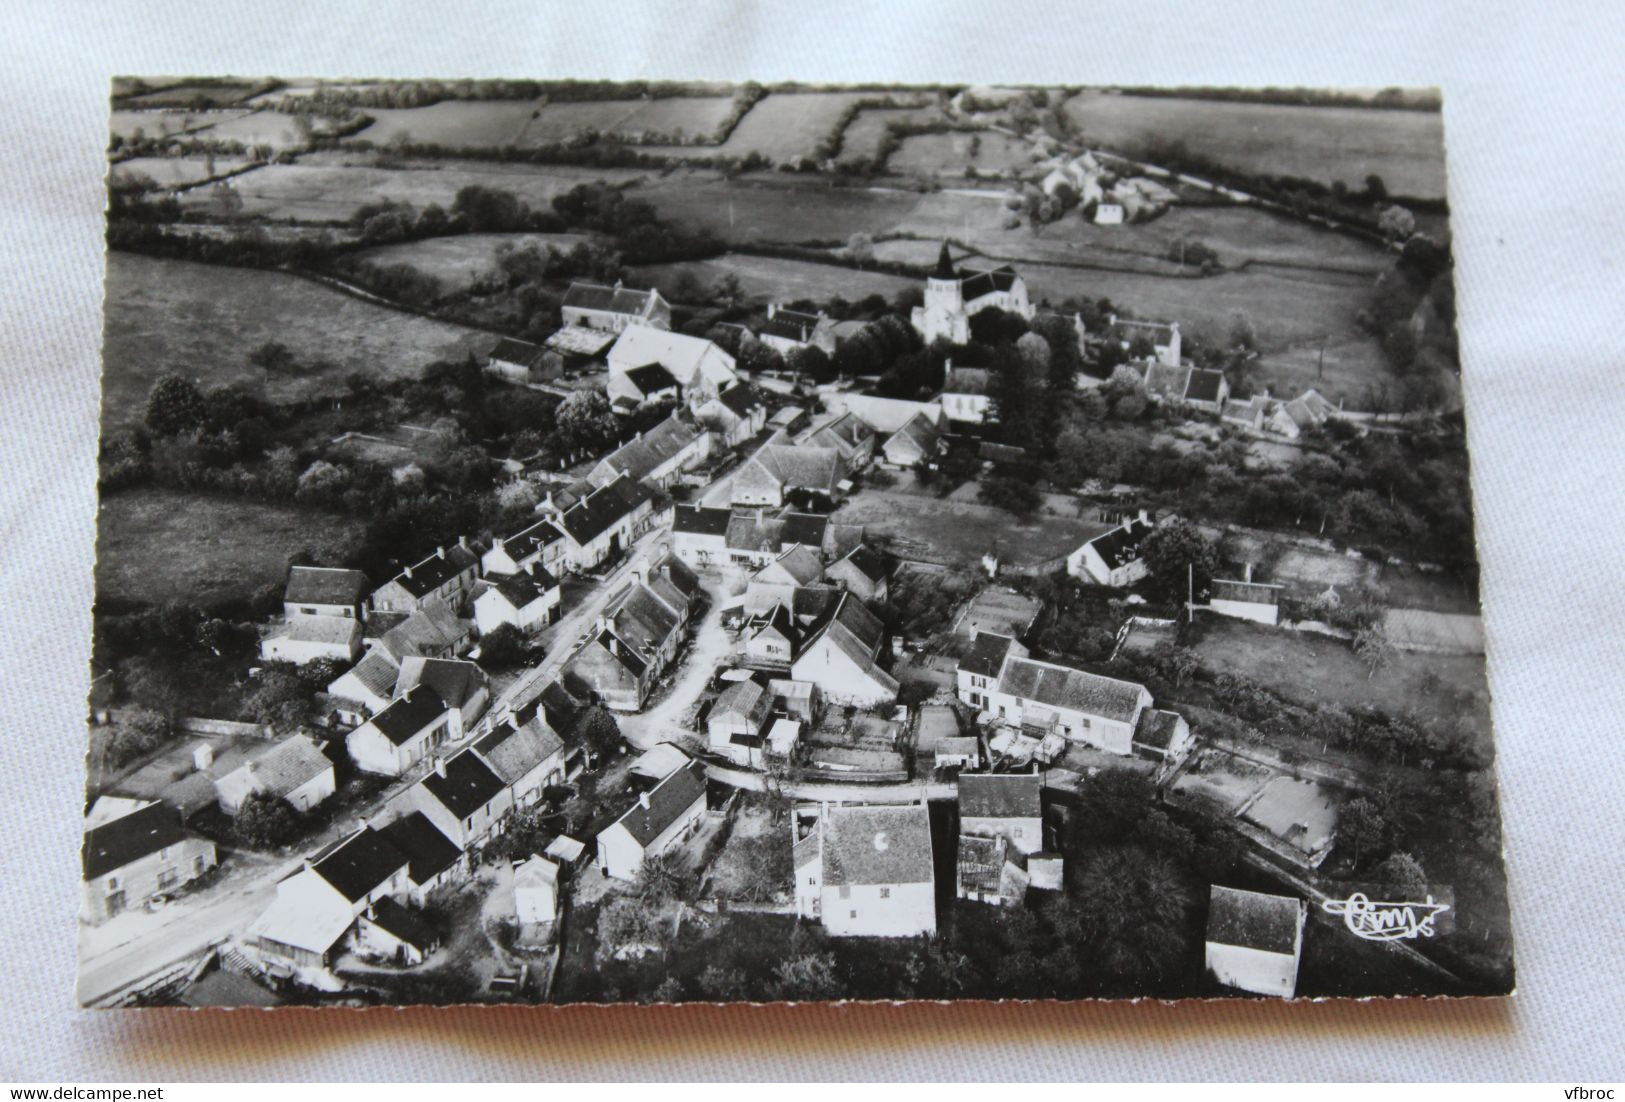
1, 0, 1622, 1082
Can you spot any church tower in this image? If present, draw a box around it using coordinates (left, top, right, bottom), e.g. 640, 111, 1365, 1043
913, 241, 969, 345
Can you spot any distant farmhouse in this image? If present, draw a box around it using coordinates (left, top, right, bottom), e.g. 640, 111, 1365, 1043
757, 304, 835, 356
561, 281, 671, 334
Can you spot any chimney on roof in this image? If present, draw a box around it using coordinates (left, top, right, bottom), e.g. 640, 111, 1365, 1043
437, 546, 447, 560
458, 535, 468, 550
356, 815, 369, 832
639, 790, 651, 810
614, 279, 623, 291
403, 564, 413, 579
494, 536, 505, 551
192, 743, 214, 772
434, 758, 447, 779
1244, 562, 1254, 584
767, 303, 777, 319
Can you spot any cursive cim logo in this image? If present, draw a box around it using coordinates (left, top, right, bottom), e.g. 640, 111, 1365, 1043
1322, 892, 1451, 941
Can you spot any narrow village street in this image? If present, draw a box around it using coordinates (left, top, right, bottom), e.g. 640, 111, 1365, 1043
617, 581, 733, 753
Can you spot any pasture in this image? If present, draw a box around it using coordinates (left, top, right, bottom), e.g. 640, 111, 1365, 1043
640, 91, 906, 165
836, 105, 942, 165
888, 130, 1035, 177
119, 81, 266, 108
353, 99, 541, 149
1061, 91, 1449, 199
631, 173, 922, 243
101, 253, 487, 430
178, 161, 654, 222
110, 156, 249, 189
188, 109, 317, 150
110, 109, 250, 142
351, 231, 597, 291
96, 488, 365, 609
631, 252, 916, 305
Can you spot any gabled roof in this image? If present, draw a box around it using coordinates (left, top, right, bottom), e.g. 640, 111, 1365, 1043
623, 362, 680, 396
222, 735, 331, 800
611, 585, 682, 654
488, 568, 560, 610
556, 474, 654, 546
1084, 516, 1153, 570
364, 684, 447, 746
757, 544, 824, 587
367, 896, 438, 952
578, 626, 648, 680
475, 718, 565, 785
833, 543, 887, 584
595, 415, 703, 484
1207, 885, 1303, 955
886, 410, 939, 457
607, 760, 708, 847
380, 601, 468, 660
488, 337, 547, 367
943, 367, 991, 395
420, 750, 508, 820
714, 382, 764, 418
82, 801, 192, 881
1133, 708, 1185, 752
959, 772, 1042, 819
284, 616, 363, 647
395, 657, 487, 711
1143, 361, 1193, 399
609, 325, 730, 383
726, 510, 830, 556
804, 412, 874, 453
673, 504, 732, 538
330, 649, 399, 704
563, 281, 663, 316
822, 804, 933, 887
644, 555, 701, 613
820, 590, 886, 657
285, 566, 367, 607
741, 443, 843, 495
957, 264, 1021, 302
711, 679, 770, 728
961, 631, 1017, 678
378, 811, 462, 886
760, 307, 823, 344
309, 826, 408, 903
544, 325, 617, 358
780, 512, 831, 550
494, 519, 566, 563
997, 655, 1147, 724
383, 544, 480, 600
1185, 368, 1227, 404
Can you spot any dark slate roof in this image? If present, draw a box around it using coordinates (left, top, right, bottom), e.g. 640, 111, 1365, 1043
624, 363, 680, 396
596, 415, 701, 482
715, 382, 763, 418
397, 657, 486, 711
822, 804, 933, 887
421, 750, 508, 820
961, 631, 1016, 678
1207, 885, 1303, 955
378, 811, 463, 886
563, 281, 660, 316
310, 826, 409, 903
557, 475, 654, 546
959, 773, 1042, 819
496, 519, 566, 562
334, 649, 399, 702
366, 685, 447, 746
608, 760, 708, 847
285, 566, 368, 607
388, 544, 480, 600
673, 504, 732, 537
488, 337, 547, 368
82, 802, 191, 881
368, 896, 438, 951
1185, 368, 1227, 404
957, 265, 1020, 301
1085, 516, 1153, 570
836, 543, 887, 583
492, 569, 559, 609
711, 679, 770, 728
761, 308, 822, 344
1134, 709, 1185, 752
781, 512, 830, 550
475, 719, 565, 786
998, 657, 1146, 724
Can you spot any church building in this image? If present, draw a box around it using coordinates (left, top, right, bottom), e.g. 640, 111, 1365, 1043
911, 244, 1034, 345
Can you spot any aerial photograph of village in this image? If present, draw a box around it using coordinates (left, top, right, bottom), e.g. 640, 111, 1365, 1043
82, 76, 1512, 1008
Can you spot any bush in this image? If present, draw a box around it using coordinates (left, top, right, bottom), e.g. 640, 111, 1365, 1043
234, 791, 303, 848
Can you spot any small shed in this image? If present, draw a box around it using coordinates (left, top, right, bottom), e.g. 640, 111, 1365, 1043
513, 855, 561, 925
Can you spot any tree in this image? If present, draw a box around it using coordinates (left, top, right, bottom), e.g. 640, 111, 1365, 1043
786, 344, 834, 385
240, 663, 311, 730
696, 964, 749, 1001
649, 976, 685, 1004
1072, 846, 1198, 984
1353, 624, 1396, 678
555, 390, 617, 454
634, 851, 683, 905
144, 374, 207, 436
732, 833, 791, 903
249, 340, 296, 382
772, 952, 842, 1000
595, 894, 664, 962
1141, 519, 1220, 602
979, 475, 1040, 516
234, 792, 303, 849
574, 705, 624, 765
1341, 796, 1388, 867
846, 232, 875, 269
478, 623, 525, 668
1376, 851, 1429, 899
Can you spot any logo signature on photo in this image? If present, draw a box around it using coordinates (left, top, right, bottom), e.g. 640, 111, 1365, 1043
1322, 892, 1451, 941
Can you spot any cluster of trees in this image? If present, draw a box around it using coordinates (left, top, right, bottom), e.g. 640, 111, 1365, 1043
550, 181, 723, 266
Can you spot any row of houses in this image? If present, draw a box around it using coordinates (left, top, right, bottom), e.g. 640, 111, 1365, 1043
560, 549, 703, 712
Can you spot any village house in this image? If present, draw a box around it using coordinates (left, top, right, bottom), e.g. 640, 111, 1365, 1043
1066, 511, 1155, 587
939, 364, 993, 426
1208, 574, 1286, 626
377, 810, 467, 906
81, 800, 218, 923
370, 539, 481, 615
484, 336, 556, 383
259, 614, 363, 666
542, 323, 617, 367
407, 748, 514, 850
671, 504, 733, 569
473, 716, 567, 809
955, 631, 1029, 711
482, 518, 568, 579
346, 684, 453, 777
513, 854, 562, 930
800, 411, 877, 470
562, 280, 671, 333
956, 833, 1027, 906
1265, 388, 1340, 439
1143, 362, 1231, 414
548, 473, 657, 573
607, 325, 738, 406
1205, 885, 1308, 998
587, 413, 713, 491
758, 304, 835, 356
1221, 392, 1273, 432
958, 772, 1044, 854
824, 543, 889, 604
707, 678, 773, 767
212, 733, 336, 817
766, 405, 808, 436
789, 589, 898, 706
473, 564, 561, 637
936, 736, 982, 771
628, 742, 692, 791
794, 803, 936, 937
608, 363, 680, 410
731, 435, 845, 510
724, 509, 832, 569
562, 552, 701, 711
981, 652, 1154, 756
880, 410, 941, 468
768, 677, 821, 724
395, 656, 490, 734
818, 391, 945, 435
1106, 316, 1181, 367
1132, 708, 1195, 766
693, 382, 768, 448
912, 244, 1033, 345
325, 649, 401, 724
744, 545, 825, 612
595, 759, 709, 881
373, 598, 474, 662
283, 566, 369, 621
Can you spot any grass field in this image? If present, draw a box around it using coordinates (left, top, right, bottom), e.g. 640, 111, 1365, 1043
832, 485, 1115, 569
632, 173, 923, 243
1061, 91, 1448, 199
888, 130, 1035, 177
632, 252, 917, 305
96, 488, 365, 609
120, 81, 266, 108
638, 91, 899, 165
109, 109, 251, 142
110, 156, 249, 189
353, 99, 541, 148
101, 253, 488, 430
1189, 615, 1489, 721
352, 231, 597, 289
837, 105, 941, 165
179, 161, 655, 222
188, 109, 316, 150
